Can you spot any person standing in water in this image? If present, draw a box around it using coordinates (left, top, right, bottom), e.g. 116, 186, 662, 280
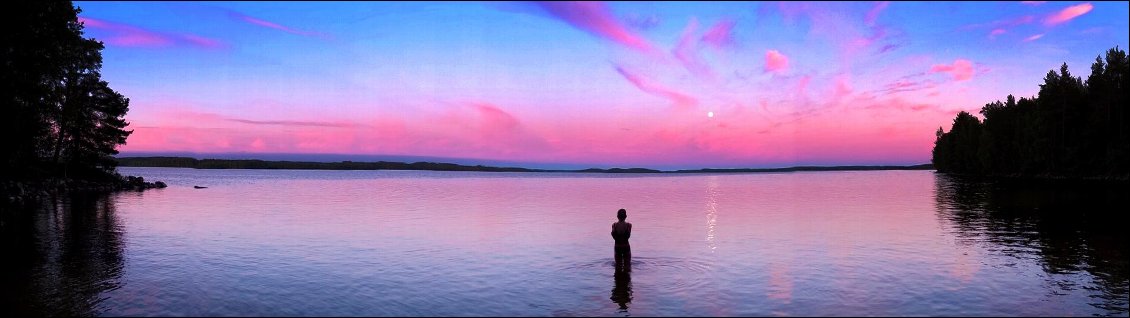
611, 208, 632, 272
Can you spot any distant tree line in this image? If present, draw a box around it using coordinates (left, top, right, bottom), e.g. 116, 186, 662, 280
932, 46, 1129, 179
116, 157, 544, 172
118, 156, 936, 173
2, 0, 132, 180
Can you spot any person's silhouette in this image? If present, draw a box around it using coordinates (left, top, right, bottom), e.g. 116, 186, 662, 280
611, 208, 632, 273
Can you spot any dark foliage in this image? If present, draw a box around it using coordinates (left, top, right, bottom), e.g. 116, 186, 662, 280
2, 0, 132, 180
932, 46, 1129, 179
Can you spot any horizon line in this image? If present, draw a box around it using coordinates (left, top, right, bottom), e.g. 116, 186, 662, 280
115, 153, 934, 173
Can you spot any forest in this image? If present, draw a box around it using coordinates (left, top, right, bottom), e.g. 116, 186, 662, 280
932, 46, 1129, 179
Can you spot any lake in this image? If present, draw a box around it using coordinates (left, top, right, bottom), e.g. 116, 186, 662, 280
2, 168, 1126, 316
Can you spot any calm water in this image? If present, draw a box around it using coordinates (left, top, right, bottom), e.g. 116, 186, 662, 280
2, 168, 1127, 316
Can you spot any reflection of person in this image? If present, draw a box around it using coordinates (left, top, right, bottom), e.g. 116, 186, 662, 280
610, 270, 632, 311
611, 208, 632, 273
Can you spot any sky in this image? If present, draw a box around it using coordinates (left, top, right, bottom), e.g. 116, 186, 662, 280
73, 1, 1129, 169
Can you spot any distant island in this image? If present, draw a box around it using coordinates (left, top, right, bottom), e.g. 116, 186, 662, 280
115, 156, 933, 174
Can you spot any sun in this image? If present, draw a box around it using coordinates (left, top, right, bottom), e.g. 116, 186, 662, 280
707, 111, 714, 118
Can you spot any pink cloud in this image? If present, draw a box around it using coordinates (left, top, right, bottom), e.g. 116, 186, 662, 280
226, 118, 359, 128
229, 12, 323, 37
864, 99, 947, 114
249, 138, 268, 151
960, 15, 1033, 31
243, 17, 305, 35
79, 16, 223, 49
77, 17, 111, 28
772, 2, 896, 58
79, 17, 173, 47
765, 50, 789, 73
961, 15, 1034, 41
534, 2, 656, 53
930, 59, 975, 81
865, 1, 891, 26
672, 18, 714, 79
124, 107, 440, 157
700, 19, 736, 48
1021, 1, 1046, 5
1005, 15, 1036, 26
795, 76, 812, 98
136, 108, 363, 130
180, 34, 225, 49
471, 103, 521, 133
1023, 33, 1044, 42
432, 102, 550, 156
1044, 3, 1093, 26
834, 76, 853, 98
873, 75, 941, 95
850, 26, 891, 51
613, 65, 698, 108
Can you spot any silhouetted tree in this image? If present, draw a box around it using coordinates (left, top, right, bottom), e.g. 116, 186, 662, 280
933, 46, 1129, 179
2, 0, 132, 179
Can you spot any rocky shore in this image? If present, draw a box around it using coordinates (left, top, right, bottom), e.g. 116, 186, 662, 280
2, 175, 166, 205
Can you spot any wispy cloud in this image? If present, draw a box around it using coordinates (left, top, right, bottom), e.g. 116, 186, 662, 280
772, 2, 899, 58
79, 16, 224, 49
181, 34, 225, 49
864, 98, 948, 114
227, 118, 360, 128
765, 50, 789, 73
1021, 1, 1046, 6
613, 65, 698, 108
1044, 3, 1093, 26
228, 11, 325, 37
1023, 33, 1045, 42
700, 19, 736, 48
673, 18, 714, 79
625, 13, 661, 30
930, 59, 975, 81
80, 17, 171, 47
878, 43, 901, 54
960, 15, 1033, 31
794, 75, 812, 97
534, 2, 656, 54
146, 107, 361, 128
989, 28, 1007, 39
878, 78, 940, 94
865, 1, 891, 26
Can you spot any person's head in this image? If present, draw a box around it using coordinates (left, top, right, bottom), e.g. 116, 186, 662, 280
617, 208, 627, 221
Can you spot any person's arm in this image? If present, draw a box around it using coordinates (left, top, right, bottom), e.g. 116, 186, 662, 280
611, 223, 617, 239
625, 223, 632, 240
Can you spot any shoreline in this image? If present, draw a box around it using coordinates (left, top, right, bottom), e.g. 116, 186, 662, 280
2, 175, 167, 205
